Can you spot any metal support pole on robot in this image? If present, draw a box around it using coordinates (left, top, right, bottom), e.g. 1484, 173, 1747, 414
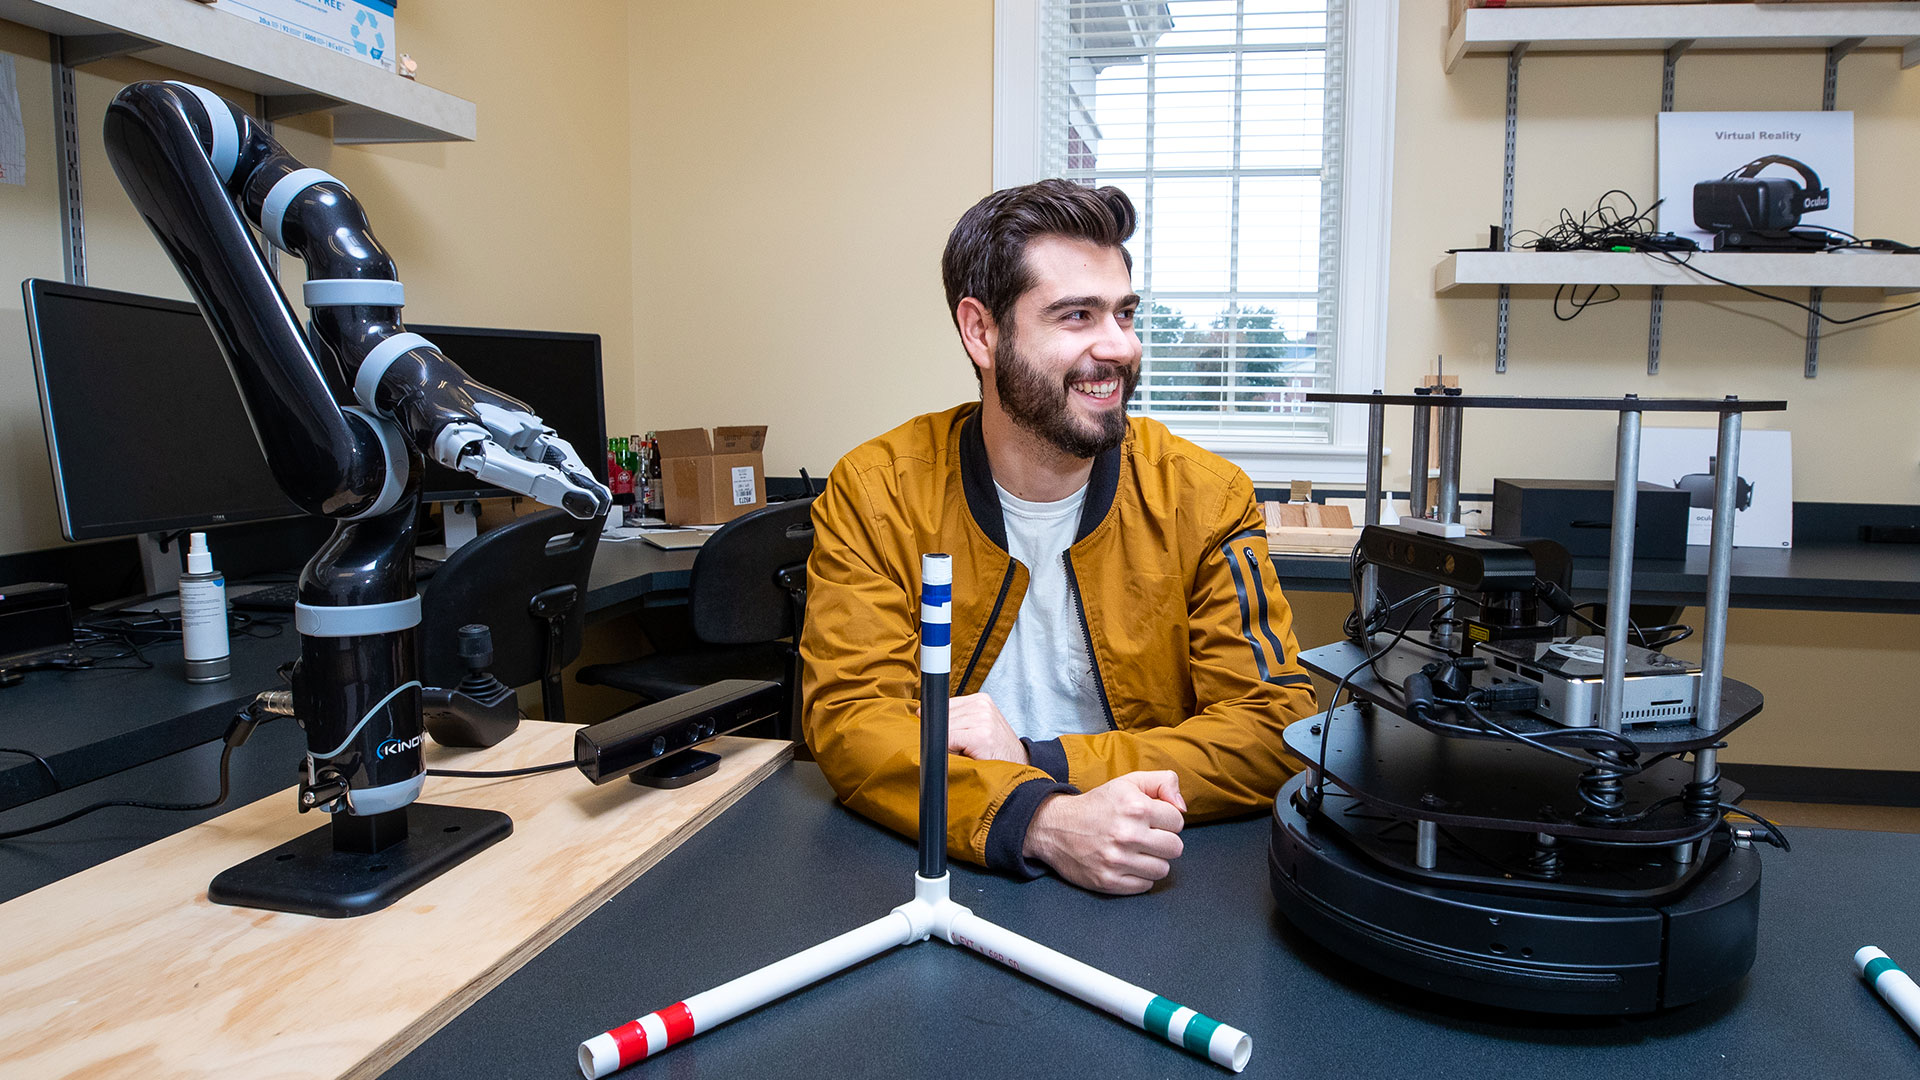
1696, 407, 1741, 738
1415, 820, 1438, 869
1362, 394, 1385, 623
1430, 404, 1463, 649
1435, 405, 1462, 524
1408, 403, 1432, 520
1599, 404, 1643, 736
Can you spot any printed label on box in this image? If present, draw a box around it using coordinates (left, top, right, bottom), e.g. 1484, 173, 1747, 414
211, 0, 397, 72
731, 466, 757, 506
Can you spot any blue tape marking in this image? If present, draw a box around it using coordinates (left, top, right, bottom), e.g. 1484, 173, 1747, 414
922, 623, 951, 647
922, 582, 951, 606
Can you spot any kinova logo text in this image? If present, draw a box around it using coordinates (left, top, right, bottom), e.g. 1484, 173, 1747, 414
377, 734, 424, 760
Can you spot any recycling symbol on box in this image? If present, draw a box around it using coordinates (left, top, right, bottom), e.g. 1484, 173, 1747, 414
350, 9, 386, 60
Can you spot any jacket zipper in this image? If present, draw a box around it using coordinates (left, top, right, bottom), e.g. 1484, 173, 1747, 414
1062, 551, 1118, 731
957, 557, 1018, 693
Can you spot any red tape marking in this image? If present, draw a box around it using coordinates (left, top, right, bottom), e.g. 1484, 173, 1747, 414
660, 1002, 696, 1045
609, 1021, 649, 1067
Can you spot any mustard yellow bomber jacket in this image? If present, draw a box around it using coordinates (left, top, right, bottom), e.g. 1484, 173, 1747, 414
800, 403, 1317, 875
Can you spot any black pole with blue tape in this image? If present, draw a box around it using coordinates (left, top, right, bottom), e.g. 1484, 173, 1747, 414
918, 553, 952, 880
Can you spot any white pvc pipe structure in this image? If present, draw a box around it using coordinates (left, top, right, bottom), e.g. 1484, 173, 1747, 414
578, 554, 1253, 1077
1857, 946, 1920, 1040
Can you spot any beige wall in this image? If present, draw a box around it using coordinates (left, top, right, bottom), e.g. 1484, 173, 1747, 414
628, 1, 989, 478
3, 2, 1912, 771
0, 0, 634, 555
1389, 6, 1920, 771
1392, 9, 1920, 502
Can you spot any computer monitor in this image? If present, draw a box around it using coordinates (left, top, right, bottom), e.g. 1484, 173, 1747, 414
24, 279, 303, 542
23, 280, 610, 544
406, 323, 609, 503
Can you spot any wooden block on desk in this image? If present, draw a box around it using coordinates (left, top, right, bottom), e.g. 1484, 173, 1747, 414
1304, 503, 1352, 529
1265, 500, 1363, 555
0, 725, 791, 1080
1265, 501, 1309, 530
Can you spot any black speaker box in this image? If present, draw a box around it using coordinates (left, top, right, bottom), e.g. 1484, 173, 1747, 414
1, 581, 73, 662
1492, 479, 1689, 560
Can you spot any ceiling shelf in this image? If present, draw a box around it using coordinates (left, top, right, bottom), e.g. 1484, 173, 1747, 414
0, 0, 475, 143
1446, 3, 1920, 72
1436, 250, 1920, 296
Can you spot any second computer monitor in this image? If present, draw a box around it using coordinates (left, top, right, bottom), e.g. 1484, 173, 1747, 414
407, 323, 609, 503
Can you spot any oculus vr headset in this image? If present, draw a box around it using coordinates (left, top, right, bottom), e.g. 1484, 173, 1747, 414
1693, 155, 1830, 233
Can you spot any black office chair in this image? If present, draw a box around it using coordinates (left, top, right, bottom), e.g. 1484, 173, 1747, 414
576, 496, 814, 740
418, 508, 603, 745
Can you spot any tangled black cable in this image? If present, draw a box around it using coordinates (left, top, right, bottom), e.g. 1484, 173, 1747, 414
1510, 189, 1667, 253
1309, 588, 1451, 810
1510, 190, 1673, 322
1565, 602, 1693, 651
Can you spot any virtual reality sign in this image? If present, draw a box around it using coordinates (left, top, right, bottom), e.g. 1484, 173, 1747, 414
1656, 111, 1854, 250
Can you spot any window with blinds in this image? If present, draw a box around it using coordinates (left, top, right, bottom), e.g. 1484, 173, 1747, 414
1040, 0, 1343, 441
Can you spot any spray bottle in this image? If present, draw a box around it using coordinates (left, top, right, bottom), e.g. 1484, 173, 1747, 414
179, 532, 230, 683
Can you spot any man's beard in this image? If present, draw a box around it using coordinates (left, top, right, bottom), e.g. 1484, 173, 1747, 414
993, 334, 1138, 459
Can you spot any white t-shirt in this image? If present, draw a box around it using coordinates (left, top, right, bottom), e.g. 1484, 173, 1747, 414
978, 482, 1110, 742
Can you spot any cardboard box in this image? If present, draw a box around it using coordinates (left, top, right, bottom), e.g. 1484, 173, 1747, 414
211, 0, 397, 72
655, 426, 767, 526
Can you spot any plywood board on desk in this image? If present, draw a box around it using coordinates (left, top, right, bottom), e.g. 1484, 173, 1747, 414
0, 726, 792, 1080
1264, 500, 1360, 554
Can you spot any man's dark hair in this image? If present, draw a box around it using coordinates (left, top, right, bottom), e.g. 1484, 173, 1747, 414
942, 179, 1137, 351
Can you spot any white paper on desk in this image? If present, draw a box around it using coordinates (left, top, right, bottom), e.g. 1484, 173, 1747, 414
1639, 428, 1792, 549
0, 54, 25, 186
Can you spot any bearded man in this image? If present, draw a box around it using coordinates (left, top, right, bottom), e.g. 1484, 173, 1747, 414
800, 180, 1318, 895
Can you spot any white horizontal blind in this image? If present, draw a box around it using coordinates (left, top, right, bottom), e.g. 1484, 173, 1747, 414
1041, 0, 1342, 440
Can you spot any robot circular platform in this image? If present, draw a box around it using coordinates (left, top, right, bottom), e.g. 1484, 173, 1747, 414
1268, 774, 1762, 1015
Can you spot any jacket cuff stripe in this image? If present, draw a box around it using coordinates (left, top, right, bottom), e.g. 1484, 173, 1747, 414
1022, 738, 1070, 783
983, 778, 1075, 879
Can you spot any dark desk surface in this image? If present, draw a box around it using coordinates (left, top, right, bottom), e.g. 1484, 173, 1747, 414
382, 763, 1920, 1080
0, 539, 696, 813
1278, 540, 1920, 613
13, 531, 1920, 815
4, 750, 1916, 1078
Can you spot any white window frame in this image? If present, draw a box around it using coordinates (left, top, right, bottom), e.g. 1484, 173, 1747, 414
995, 0, 1397, 486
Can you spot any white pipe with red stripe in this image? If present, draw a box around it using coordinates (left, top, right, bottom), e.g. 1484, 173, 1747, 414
578, 909, 919, 1078
576, 552, 1252, 1075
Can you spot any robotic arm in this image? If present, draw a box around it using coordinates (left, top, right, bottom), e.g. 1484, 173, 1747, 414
105, 81, 609, 520
102, 83, 610, 897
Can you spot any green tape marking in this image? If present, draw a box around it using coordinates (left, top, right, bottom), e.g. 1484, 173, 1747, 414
1183, 1012, 1223, 1056
1865, 955, 1900, 984
1143, 996, 1179, 1040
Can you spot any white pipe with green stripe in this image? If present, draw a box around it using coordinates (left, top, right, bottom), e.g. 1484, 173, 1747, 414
942, 906, 1252, 1071
1856, 946, 1920, 1039
576, 552, 1252, 1076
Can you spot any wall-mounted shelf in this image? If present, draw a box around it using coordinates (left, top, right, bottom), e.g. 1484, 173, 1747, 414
1447, 3, 1920, 73
1443, 3, 1920, 377
0, 0, 475, 143
1436, 251, 1920, 297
